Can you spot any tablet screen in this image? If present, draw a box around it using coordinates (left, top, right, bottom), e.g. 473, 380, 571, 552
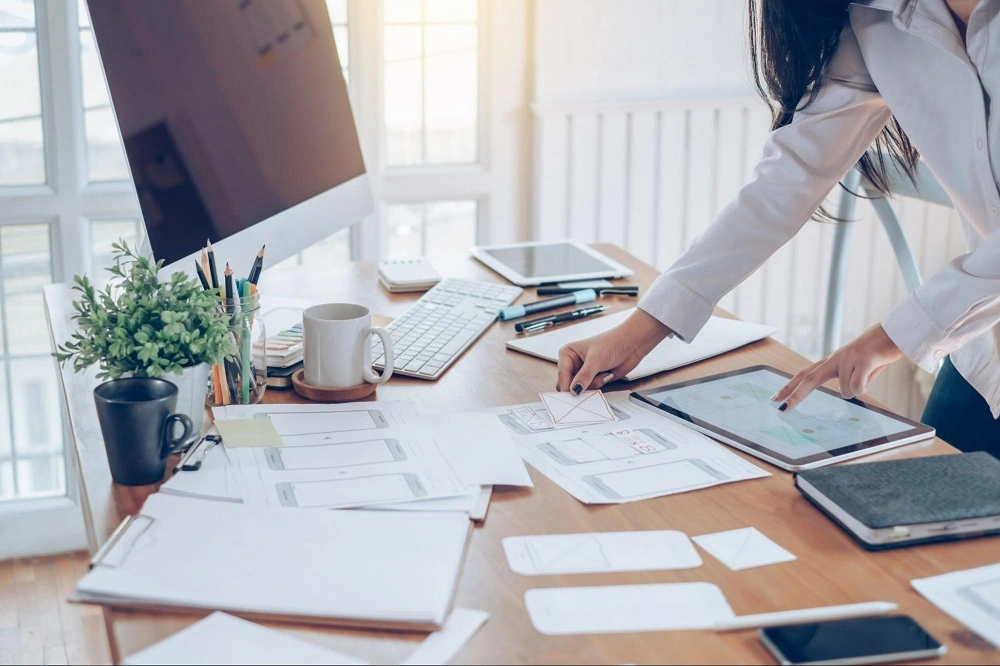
636, 367, 919, 465
480, 243, 616, 279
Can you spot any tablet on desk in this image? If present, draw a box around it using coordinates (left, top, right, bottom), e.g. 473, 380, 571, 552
630, 365, 935, 471
471, 240, 634, 286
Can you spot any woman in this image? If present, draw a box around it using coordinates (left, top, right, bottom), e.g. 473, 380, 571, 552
556, 0, 1000, 454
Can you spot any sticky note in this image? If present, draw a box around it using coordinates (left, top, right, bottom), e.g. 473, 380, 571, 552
692, 527, 796, 571
216, 418, 284, 448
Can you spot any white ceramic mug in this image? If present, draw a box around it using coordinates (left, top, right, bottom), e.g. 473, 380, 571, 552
302, 304, 394, 388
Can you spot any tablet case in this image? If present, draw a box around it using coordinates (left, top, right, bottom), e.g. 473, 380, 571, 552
795, 452, 1000, 550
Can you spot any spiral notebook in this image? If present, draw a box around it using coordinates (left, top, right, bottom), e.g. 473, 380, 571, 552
76, 494, 471, 630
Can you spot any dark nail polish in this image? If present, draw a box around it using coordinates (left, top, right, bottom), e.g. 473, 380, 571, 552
778, 402, 788, 412
572, 383, 583, 395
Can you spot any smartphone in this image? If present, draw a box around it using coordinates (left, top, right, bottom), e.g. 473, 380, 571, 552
275, 473, 426, 508
539, 428, 678, 465
264, 438, 405, 470
759, 615, 946, 665
257, 409, 389, 436
582, 459, 727, 500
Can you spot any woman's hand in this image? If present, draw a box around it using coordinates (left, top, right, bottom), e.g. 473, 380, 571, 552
556, 310, 673, 393
773, 324, 903, 411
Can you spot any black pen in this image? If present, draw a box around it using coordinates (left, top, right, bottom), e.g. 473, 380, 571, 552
515, 305, 607, 333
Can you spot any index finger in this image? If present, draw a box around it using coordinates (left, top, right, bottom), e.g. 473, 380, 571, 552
782, 363, 837, 412
557, 346, 582, 392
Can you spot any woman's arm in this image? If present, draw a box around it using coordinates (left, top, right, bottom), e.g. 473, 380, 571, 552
558, 27, 892, 392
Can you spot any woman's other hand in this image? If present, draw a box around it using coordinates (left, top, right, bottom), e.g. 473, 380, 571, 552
773, 324, 903, 411
556, 309, 673, 393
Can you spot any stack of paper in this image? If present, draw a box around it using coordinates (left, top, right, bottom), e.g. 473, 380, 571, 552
485, 391, 769, 505
78, 494, 470, 629
913, 563, 1000, 648
162, 402, 530, 520
259, 298, 313, 368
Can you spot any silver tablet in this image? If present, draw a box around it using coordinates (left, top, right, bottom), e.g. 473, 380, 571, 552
630, 365, 936, 472
471, 240, 634, 286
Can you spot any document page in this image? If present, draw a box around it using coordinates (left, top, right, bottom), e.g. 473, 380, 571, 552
503, 530, 701, 575
524, 583, 734, 635
913, 563, 1000, 648
487, 392, 769, 504
208, 403, 530, 509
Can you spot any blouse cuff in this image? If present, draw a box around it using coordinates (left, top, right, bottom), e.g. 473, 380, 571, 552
636, 275, 715, 343
880, 294, 949, 373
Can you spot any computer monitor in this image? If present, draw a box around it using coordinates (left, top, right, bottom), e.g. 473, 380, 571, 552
87, 0, 373, 275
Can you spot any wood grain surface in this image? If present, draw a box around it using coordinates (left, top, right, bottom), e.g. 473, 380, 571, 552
44, 245, 1000, 665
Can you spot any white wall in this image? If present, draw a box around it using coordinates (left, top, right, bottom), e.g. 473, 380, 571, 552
530, 0, 961, 419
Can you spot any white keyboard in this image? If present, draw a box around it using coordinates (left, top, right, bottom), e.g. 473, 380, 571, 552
372, 278, 522, 380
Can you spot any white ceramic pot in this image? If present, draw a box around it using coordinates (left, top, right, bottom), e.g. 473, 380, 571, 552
170, 363, 209, 443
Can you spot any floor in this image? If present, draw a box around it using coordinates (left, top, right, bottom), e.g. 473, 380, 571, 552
0, 552, 111, 665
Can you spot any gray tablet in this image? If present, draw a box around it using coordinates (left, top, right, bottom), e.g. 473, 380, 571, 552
471, 240, 634, 286
630, 365, 935, 471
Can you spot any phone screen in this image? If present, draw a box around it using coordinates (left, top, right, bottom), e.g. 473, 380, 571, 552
286, 474, 417, 507
276, 440, 397, 470
762, 616, 943, 664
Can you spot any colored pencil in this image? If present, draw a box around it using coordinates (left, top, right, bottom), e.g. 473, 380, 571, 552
200, 248, 213, 288
224, 264, 235, 313
241, 280, 252, 403
194, 260, 210, 290
206, 239, 219, 291
248, 245, 265, 284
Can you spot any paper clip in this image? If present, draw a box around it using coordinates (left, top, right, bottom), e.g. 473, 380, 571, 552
174, 434, 222, 473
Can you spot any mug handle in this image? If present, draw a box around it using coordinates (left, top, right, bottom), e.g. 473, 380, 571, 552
160, 413, 194, 459
363, 326, 394, 384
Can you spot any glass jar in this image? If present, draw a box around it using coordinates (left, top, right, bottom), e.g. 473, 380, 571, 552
207, 291, 266, 406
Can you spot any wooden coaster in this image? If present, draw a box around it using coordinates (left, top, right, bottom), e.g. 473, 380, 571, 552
291, 369, 377, 403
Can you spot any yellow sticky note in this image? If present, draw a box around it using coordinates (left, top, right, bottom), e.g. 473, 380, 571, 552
215, 418, 284, 448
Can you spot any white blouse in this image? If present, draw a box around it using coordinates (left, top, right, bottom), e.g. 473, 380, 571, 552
638, 0, 1000, 418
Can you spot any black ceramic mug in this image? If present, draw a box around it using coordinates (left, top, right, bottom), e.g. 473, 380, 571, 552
93, 377, 193, 486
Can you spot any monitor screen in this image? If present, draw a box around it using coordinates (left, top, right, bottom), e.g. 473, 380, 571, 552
87, 0, 365, 267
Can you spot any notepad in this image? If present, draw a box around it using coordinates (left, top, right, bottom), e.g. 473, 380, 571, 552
506, 309, 776, 381
216, 419, 284, 448
77, 494, 471, 629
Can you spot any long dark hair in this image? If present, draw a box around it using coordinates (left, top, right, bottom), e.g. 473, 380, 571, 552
748, 0, 918, 215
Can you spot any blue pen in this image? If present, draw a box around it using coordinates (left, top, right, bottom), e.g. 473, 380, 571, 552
498, 289, 598, 321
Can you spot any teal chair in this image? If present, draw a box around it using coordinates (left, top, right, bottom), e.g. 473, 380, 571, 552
822, 161, 953, 356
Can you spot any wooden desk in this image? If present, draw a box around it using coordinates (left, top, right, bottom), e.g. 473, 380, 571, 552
45, 245, 1000, 664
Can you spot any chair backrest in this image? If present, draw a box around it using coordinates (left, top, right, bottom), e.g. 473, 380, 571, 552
822, 161, 953, 356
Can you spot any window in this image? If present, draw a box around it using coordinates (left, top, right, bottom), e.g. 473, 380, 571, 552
0, 0, 45, 185
0, 0, 524, 523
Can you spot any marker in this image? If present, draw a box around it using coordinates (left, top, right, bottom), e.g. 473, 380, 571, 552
516, 305, 606, 333
498, 289, 597, 321
536, 285, 639, 297
712, 601, 898, 632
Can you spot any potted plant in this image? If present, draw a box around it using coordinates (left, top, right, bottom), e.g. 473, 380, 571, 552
54, 241, 237, 439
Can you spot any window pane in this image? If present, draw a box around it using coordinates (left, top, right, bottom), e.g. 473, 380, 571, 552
79, 28, 110, 108
0, 460, 12, 500
385, 0, 421, 23
0, 0, 34, 28
384, 200, 476, 259
91, 219, 140, 278
84, 107, 129, 182
0, 117, 44, 185
384, 60, 423, 165
324, 0, 347, 25
0, 31, 41, 120
16, 453, 65, 498
383, 2, 478, 167
425, 0, 476, 23
2, 223, 51, 356
10, 358, 61, 456
0, 360, 8, 460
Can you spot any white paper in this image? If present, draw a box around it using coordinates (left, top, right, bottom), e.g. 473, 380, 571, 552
692, 528, 796, 571
503, 530, 701, 575
123, 612, 366, 665
507, 309, 776, 381
524, 583, 734, 635
539, 391, 616, 426
77, 494, 470, 628
400, 608, 489, 665
913, 563, 1000, 648
208, 402, 530, 509
488, 392, 769, 505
